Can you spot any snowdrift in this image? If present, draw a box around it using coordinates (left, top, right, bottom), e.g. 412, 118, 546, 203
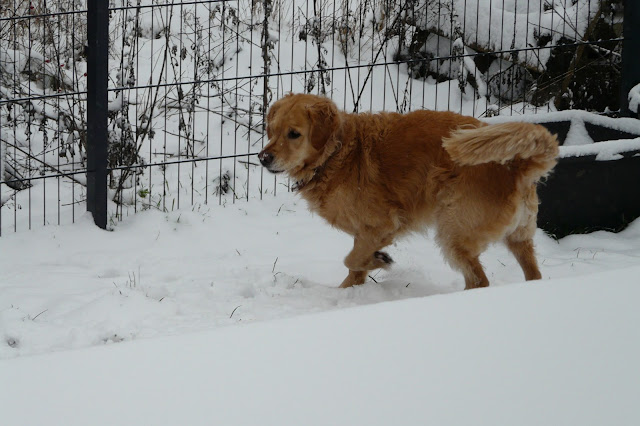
2, 266, 639, 425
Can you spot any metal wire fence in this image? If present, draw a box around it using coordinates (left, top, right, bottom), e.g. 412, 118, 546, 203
0, 0, 637, 234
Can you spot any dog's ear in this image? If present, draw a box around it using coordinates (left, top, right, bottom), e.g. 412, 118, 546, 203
306, 98, 339, 151
266, 102, 280, 123
265, 102, 282, 138
266, 93, 295, 127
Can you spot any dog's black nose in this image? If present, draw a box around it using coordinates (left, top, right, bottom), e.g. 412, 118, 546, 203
258, 151, 274, 167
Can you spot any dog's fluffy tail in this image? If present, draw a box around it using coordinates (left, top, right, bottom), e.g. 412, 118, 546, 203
443, 122, 559, 181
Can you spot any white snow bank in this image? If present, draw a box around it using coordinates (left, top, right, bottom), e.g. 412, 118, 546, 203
2, 266, 639, 426
429, 0, 597, 70
629, 82, 640, 114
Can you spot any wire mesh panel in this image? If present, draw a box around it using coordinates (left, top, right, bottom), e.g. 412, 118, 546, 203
0, 0, 628, 233
1, 1, 88, 234
107, 0, 259, 220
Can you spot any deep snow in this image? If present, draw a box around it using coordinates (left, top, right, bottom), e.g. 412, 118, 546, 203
2, 264, 640, 425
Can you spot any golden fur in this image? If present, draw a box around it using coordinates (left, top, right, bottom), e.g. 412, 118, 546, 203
258, 93, 559, 289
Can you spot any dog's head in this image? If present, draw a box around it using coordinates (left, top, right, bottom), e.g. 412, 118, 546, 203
258, 93, 339, 176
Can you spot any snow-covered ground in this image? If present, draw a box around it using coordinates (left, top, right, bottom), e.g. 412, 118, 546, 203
3, 266, 640, 426
1, 1, 639, 422
2, 191, 640, 424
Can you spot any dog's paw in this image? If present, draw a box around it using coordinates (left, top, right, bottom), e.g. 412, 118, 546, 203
374, 251, 394, 265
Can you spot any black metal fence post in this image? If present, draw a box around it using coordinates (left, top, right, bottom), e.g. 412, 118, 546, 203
86, 1, 109, 229
621, 0, 640, 117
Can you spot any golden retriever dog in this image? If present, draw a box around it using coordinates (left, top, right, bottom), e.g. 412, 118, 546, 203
259, 93, 559, 289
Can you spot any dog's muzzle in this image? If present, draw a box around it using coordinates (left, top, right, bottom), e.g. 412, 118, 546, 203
258, 150, 283, 173
258, 150, 274, 167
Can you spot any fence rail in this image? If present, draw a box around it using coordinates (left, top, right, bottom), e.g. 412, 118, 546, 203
1, 0, 638, 234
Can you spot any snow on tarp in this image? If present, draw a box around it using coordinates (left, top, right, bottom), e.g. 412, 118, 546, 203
561, 138, 640, 161
487, 110, 640, 160
629, 83, 640, 114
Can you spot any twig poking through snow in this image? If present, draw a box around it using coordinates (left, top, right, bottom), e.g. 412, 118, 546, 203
272, 257, 278, 273
277, 204, 295, 216
229, 305, 241, 319
32, 309, 48, 321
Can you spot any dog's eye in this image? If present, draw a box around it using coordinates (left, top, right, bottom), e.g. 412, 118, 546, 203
288, 130, 301, 139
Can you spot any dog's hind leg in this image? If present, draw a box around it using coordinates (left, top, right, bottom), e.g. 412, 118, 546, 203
505, 233, 542, 281
505, 190, 542, 281
448, 245, 490, 290
437, 230, 490, 289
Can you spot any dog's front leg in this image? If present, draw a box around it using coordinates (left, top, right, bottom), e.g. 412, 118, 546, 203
339, 235, 394, 288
